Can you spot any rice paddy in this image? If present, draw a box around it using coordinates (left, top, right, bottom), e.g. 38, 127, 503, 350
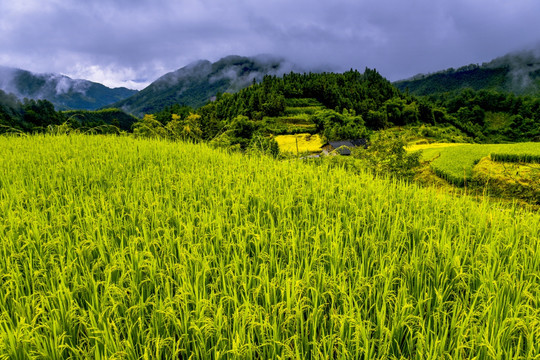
417, 142, 540, 186
0, 134, 539, 358
274, 133, 324, 154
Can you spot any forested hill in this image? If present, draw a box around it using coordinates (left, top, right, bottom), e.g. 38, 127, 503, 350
144, 67, 539, 148
394, 50, 540, 96
142, 68, 443, 150
0, 89, 138, 133
109, 55, 300, 117
0, 66, 137, 110
199, 69, 407, 126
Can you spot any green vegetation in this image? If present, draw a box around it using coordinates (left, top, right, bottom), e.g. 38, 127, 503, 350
395, 65, 510, 95
1, 67, 136, 111
262, 98, 321, 135
0, 91, 64, 133
3, 64, 540, 204
474, 158, 540, 204
418, 142, 540, 192
352, 132, 421, 179
491, 151, 540, 164
0, 134, 539, 358
173, 69, 433, 150
63, 108, 139, 132
0, 90, 138, 134
425, 88, 540, 142
394, 50, 540, 96
133, 69, 408, 151
108, 56, 287, 116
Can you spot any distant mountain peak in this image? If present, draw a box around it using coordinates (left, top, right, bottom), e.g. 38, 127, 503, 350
110, 55, 302, 116
0, 66, 137, 110
394, 48, 540, 96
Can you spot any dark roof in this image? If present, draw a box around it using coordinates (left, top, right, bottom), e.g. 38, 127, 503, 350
326, 139, 368, 155
350, 139, 368, 147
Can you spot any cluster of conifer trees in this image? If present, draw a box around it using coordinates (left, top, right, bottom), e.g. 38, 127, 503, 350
0, 90, 64, 132
2, 68, 539, 145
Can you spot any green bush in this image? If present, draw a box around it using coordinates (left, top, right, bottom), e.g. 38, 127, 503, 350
353, 131, 421, 179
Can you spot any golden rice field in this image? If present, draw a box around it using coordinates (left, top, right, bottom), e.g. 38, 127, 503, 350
274, 133, 324, 154
0, 134, 539, 359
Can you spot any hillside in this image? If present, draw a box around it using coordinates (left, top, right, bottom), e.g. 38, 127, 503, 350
0, 134, 539, 358
0, 66, 137, 110
395, 49, 540, 96
109, 55, 300, 117
62, 109, 140, 132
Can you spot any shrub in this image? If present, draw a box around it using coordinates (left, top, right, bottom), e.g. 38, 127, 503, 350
353, 131, 421, 179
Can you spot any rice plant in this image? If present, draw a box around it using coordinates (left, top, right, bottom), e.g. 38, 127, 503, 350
419, 142, 540, 186
0, 134, 539, 359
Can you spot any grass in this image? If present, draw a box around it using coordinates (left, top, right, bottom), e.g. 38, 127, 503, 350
274, 133, 324, 154
473, 157, 540, 203
271, 114, 313, 125
284, 106, 324, 116
417, 142, 540, 187
263, 101, 320, 136
0, 134, 539, 358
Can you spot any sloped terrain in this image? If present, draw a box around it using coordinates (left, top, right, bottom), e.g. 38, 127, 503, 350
110, 55, 298, 116
0, 134, 539, 358
395, 49, 540, 96
0, 66, 136, 110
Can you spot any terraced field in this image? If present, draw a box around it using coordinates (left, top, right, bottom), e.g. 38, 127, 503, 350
264, 98, 322, 135
414, 142, 540, 186
274, 133, 324, 154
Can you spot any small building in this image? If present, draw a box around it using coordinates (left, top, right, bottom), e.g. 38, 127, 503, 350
322, 139, 368, 156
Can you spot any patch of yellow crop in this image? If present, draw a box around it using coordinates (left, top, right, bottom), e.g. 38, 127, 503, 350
474, 157, 540, 185
275, 133, 324, 154
473, 157, 540, 203
406, 142, 469, 152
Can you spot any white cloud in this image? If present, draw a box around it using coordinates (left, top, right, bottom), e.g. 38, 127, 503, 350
1, 0, 540, 87
67, 63, 157, 89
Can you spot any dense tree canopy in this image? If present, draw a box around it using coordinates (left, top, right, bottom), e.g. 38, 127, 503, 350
3, 67, 539, 146
426, 88, 540, 142
0, 90, 65, 133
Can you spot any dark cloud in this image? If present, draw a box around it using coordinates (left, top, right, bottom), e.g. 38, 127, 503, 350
1, 0, 539, 89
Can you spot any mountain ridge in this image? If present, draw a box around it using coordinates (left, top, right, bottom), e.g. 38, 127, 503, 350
394, 49, 540, 95
108, 55, 303, 117
0, 66, 137, 111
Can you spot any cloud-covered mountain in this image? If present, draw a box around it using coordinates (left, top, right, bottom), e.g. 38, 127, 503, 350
0, 66, 137, 110
110, 55, 303, 116
394, 49, 540, 96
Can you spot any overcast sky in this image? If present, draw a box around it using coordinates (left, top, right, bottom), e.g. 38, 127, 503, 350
1, 0, 539, 89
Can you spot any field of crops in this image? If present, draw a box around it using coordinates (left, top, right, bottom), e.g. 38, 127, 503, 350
417, 142, 540, 186
1, 134, 539, 358
264, 99, 321, 136
474, 157, 540, 203
274, 133, 324, 154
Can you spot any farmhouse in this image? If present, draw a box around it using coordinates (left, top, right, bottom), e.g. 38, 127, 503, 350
322, 139, 368, 156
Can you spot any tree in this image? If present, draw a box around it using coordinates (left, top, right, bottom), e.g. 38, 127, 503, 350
383, 97, 406, 126
247, 133, 280, 157
352, 131, 421, 179
132, 114, 167, 138
365, 110, 389, 130
181, 113, 203, 141
23, 99, 64, 129
210, 115, 260, 150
